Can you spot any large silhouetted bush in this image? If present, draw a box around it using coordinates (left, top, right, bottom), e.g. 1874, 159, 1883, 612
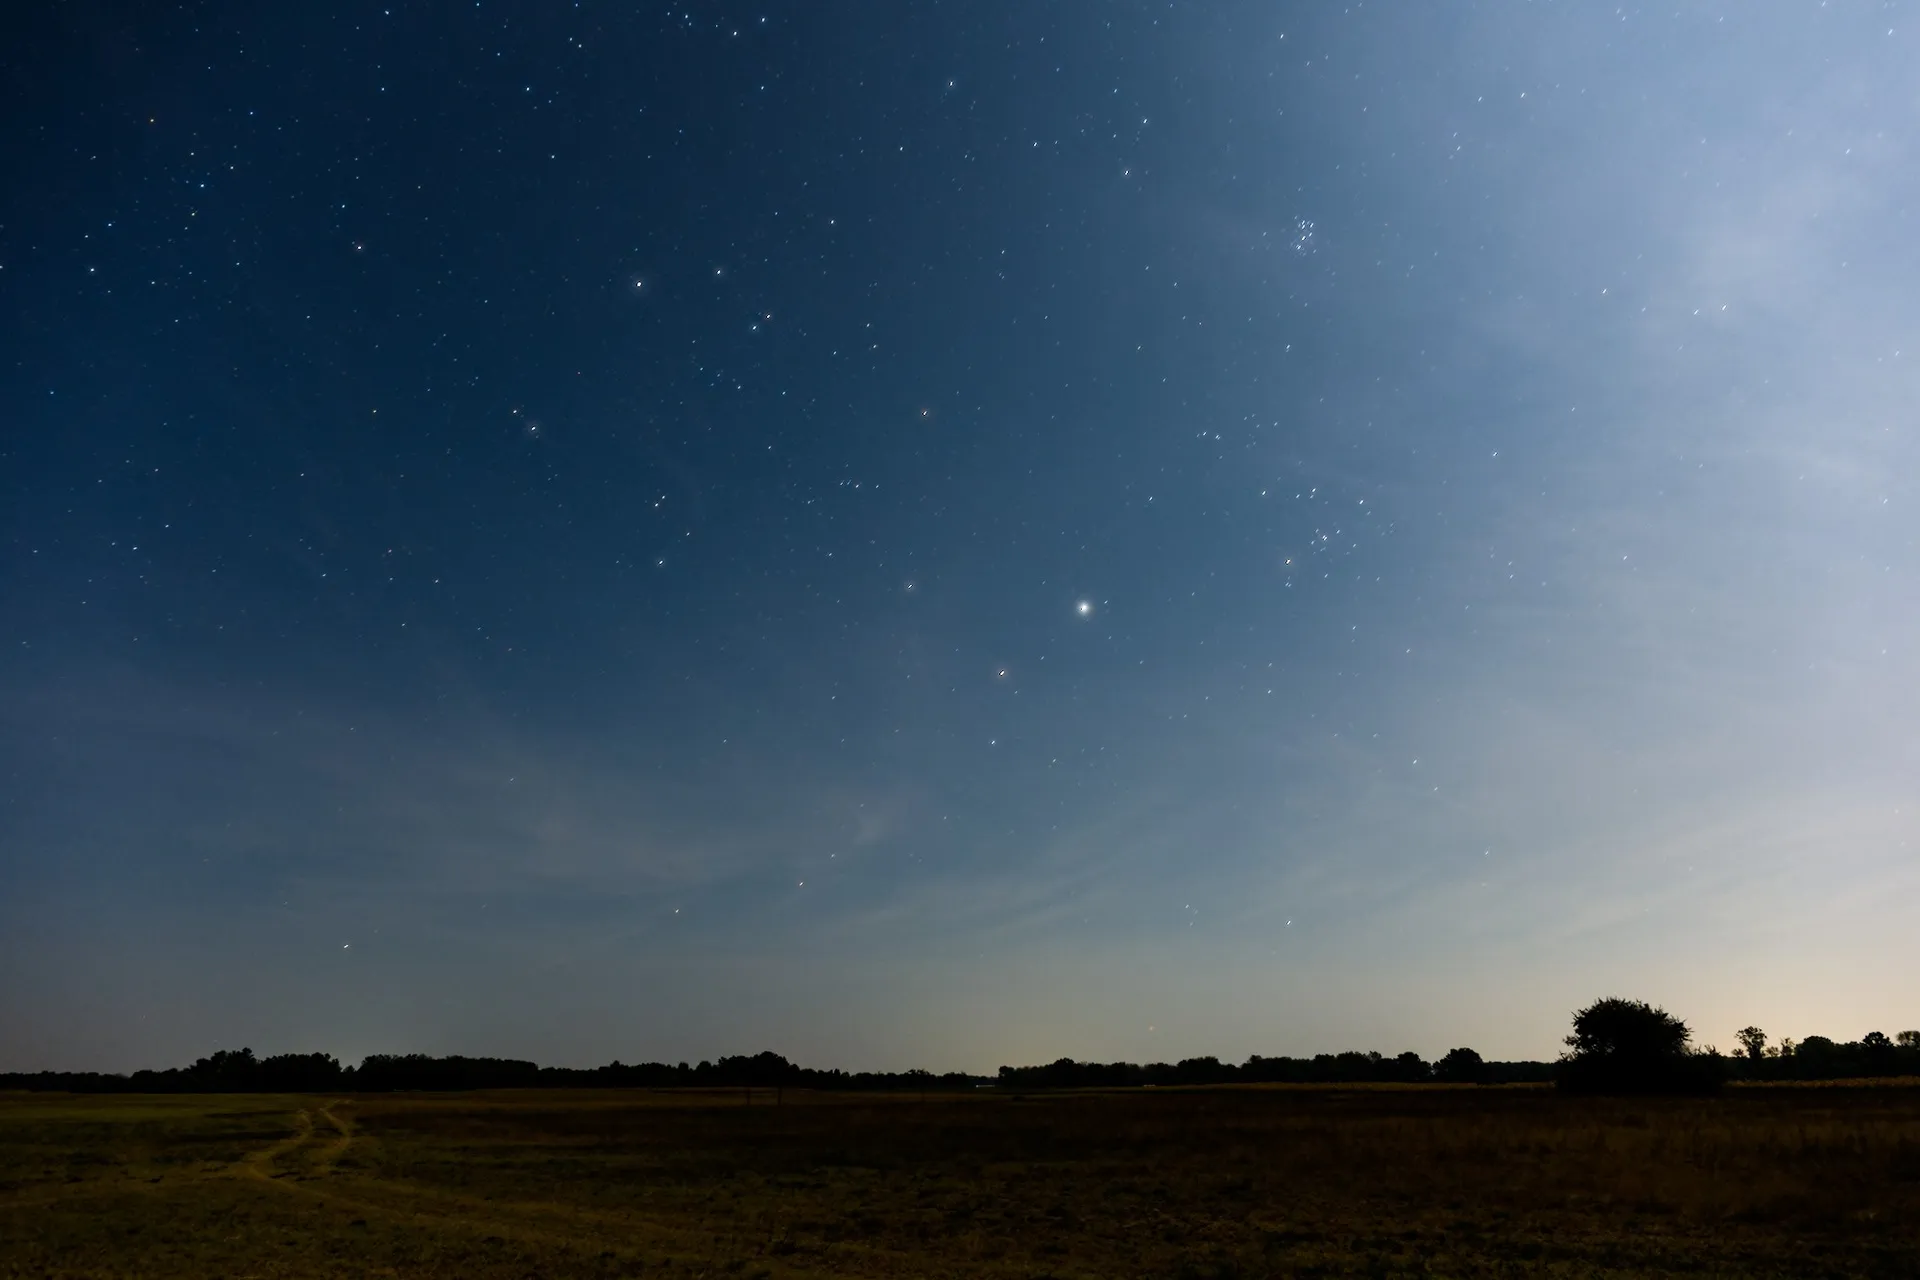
1433, 1046, 1487, 1084
1557, 998, 1723, 1094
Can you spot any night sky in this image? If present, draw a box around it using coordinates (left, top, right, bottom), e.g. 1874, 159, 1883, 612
4, 2, 1917, 1073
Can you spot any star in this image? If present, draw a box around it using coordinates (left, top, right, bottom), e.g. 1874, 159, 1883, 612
1076, 600, 1093, 616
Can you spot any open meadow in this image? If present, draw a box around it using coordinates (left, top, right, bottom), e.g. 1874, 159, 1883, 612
3, 1084, 1918, 1278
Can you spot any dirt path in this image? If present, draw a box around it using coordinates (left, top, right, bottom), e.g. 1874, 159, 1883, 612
0, 1102, 940, 1279
237, 1104, 319, 1182
310, 1103, 353, 1174
223, 1102, 791, 1269
0, 1100, 324, 1213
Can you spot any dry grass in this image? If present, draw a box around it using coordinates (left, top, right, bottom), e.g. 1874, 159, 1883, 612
4, 1083, 1919, 1277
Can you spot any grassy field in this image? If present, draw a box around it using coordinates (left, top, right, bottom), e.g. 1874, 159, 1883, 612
3, 1084, 1918, 1278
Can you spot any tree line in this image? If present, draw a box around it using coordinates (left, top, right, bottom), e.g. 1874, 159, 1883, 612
1553, 999, 1920, 1094
0, 1047, 1546, 1094
997, 1010, 1920, 1092
4, 1004, 1914, 1095
995, 1047, 1547, 1089
1729, 1026, 1920, 1082
0, 1049, 986, 1095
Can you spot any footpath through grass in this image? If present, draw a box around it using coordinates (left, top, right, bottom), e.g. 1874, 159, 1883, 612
3, 1083, 1918, 1278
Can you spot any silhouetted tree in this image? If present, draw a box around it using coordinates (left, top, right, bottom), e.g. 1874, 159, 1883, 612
1433, 1047, 1486, 1084
355, 1053, 540, 1091
1736, 1026, 1767, 1061
1558, 998, 1721, 1094
1794, 1035, 1837, 1077
259, 1052, 343, 1091
1861, 1031, 1895, 1074
1172, 1056, 1228, 1085
1899, 1030, 1920, 1049
188, 1048, 260, 1091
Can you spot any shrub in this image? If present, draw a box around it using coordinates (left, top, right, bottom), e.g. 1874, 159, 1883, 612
1557, 998, 1723, 1095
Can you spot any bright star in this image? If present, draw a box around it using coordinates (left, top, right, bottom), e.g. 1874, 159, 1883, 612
1076, 600, 1093, 616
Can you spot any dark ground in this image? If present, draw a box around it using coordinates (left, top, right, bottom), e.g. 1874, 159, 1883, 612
3, 1083, 1918, 1277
